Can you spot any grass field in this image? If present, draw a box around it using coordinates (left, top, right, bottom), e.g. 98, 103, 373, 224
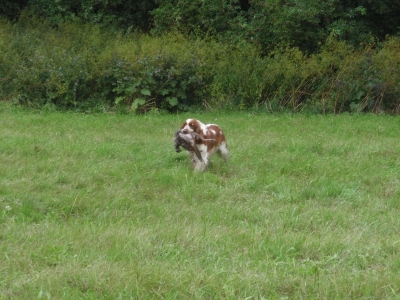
1, 105, 400, 299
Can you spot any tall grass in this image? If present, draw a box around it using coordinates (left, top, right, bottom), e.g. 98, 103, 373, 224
1, 17, 400, 113
1, 105, 399, 298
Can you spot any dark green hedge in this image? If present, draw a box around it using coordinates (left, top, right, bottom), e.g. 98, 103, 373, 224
2, 0, 400, 54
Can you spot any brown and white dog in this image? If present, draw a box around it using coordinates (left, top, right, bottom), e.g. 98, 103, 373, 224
179, 118, 228, 171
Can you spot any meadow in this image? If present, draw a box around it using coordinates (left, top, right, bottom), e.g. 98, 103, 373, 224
1, 105, 400, 299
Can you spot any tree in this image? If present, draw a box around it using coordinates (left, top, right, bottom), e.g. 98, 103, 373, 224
0, 0, 29, 21
14, 0, 157, 31
151, 0, 245, 36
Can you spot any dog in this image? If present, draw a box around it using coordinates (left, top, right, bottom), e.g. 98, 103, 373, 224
176, 118, 228, 171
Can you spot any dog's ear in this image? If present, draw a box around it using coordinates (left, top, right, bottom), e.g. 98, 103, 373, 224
180, 121, 188, 130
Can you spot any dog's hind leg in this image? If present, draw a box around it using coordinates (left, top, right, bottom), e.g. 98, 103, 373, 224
218, 142, 229, 162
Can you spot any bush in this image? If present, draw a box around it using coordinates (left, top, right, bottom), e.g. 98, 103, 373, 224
100, 53, 205, 113
306, 38, 400, 114
1, 16, 400, 114
0, 18, 104, 109
0, 19, 210, 112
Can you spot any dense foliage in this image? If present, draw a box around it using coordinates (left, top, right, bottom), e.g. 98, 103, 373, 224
0, 0, 156, 31
1, 1, 400, 113
2, 0, 400, 52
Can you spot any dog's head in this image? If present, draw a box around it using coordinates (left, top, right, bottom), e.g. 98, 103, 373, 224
180, 119, 204, 134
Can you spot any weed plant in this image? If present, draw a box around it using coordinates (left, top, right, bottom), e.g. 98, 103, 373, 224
1, 105, 399, 298
1, 18, 400, 114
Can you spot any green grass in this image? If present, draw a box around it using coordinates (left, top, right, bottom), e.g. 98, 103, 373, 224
1, 105, 400, 299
